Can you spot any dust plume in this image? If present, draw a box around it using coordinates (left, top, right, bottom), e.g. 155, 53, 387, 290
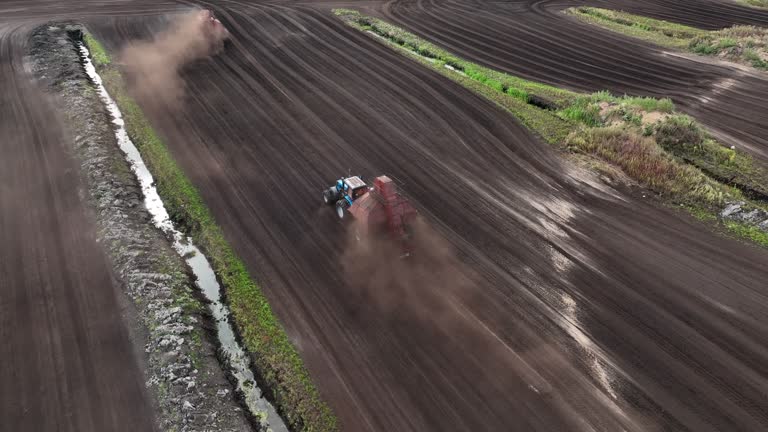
339, 217, 562, 400
340, 217, 473, 314
120, 10, 228, 108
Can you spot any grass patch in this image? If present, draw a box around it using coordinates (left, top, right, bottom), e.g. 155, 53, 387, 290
724, 220, 768, 247
334, 9, 768, 248
82, 33, 337, 432
741, 0, 768, 9
567, 7, 768, 71
83, 33, 110, 66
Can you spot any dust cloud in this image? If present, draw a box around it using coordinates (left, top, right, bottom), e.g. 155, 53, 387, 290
120, 10, 228, 108
340, 217, 474, 315
340, 217, 562, 399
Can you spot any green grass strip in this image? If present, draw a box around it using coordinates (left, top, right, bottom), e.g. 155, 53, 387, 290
725, 220, 768, 247
83, 33, 337, 432
741, 0, 768, 9
567, 7, 768, 70
83, 33, 111, 66
334, 8, 574, 143
565, 7, 702, 49
334, 9, 579, 107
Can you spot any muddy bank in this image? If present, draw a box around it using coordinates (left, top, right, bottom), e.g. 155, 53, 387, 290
27, 23, 251, 432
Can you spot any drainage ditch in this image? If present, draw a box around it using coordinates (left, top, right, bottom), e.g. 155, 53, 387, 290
78, 41, 288, 432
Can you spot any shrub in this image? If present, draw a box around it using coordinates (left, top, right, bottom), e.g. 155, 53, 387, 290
654, 115, 705, 154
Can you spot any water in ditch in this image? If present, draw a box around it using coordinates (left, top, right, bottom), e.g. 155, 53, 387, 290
79, 42, 288, 432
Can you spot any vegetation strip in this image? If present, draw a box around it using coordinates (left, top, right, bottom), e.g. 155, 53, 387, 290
80, 40, 287, 431
740, 0, 768, 10
82, 32, 337, 432
333, 9, 768, 248
566, 7, 768, 70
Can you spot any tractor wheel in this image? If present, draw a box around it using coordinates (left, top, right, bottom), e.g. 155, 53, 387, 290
323, 188, 338, 205
335, 199, 349, 219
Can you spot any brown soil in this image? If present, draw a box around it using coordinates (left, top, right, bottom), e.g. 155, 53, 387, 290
2, 1, 768, 432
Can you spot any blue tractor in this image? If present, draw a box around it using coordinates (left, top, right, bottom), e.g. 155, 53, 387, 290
323, 175, 370, 219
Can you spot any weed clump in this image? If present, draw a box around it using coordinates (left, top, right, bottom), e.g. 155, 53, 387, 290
567, 127, 735, 207
654, 115, 705, 153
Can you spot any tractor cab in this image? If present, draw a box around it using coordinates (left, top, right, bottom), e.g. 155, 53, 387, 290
342, 176, 369, 200
323, 175, 369, 218
323, 174, 418, 255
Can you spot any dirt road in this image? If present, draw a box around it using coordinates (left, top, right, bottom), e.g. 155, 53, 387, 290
2, 1, 768, 431
0, 18, 157, 432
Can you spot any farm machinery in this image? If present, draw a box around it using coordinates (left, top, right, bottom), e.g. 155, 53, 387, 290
197, 9, 229, 42
323, 175, 418, 254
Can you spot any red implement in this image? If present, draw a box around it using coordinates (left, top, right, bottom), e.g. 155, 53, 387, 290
349, 176, 417, 253
198, 9, 230, 41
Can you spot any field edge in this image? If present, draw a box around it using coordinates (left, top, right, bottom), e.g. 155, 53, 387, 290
82, 30, 338, 432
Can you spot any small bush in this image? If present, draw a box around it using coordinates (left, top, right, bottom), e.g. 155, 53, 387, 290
655, 115, 705, 153
642, 124, 654, 136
